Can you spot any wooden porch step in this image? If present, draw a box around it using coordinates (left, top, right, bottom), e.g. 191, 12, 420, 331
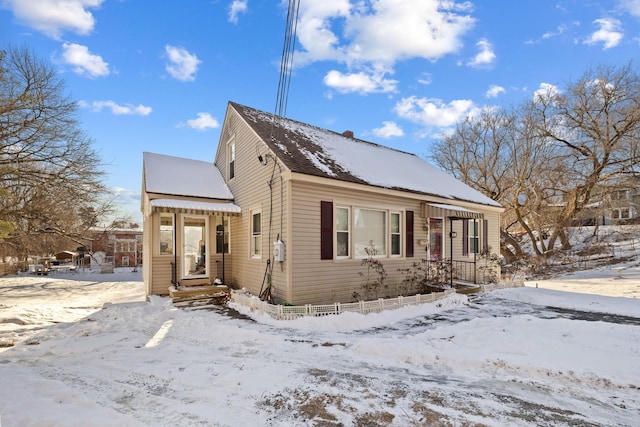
169, 285, 231, 305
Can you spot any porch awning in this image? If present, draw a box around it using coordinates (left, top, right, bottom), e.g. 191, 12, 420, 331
150, 199, 241, 216
422, 202, 484, 219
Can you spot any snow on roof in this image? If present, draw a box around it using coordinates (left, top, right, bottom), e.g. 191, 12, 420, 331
143, 152, 233, 200
231, 102, 501, 207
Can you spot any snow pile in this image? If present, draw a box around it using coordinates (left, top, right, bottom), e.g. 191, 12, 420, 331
1, 263, 639, 426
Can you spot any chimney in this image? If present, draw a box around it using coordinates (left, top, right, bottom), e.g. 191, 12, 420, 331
342, 130, 354, 138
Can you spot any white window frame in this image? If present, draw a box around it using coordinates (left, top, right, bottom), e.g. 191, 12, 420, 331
159, 213, 174, 256
390, 212, 402, 257
335, 206, 350, 259
353, 208, 387, 259
468, 219, 480, 255
228, 137, 236, 180
334, 205, 404, 260
181, 215, 209, 279
251, 211, 262, 258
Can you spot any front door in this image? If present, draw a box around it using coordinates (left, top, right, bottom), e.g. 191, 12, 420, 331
429, 218, 443, 261
183, 216, 207, 278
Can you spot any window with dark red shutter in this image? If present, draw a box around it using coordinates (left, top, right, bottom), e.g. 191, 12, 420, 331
406, 210, 414, 258
320, 201, 333, 260
483, 219, 489, 253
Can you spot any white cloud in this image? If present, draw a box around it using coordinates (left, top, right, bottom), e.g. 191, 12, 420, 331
584, 18, 623, 49
323, 69, 397, 94
2, 0, 104, 39
467, 38, 495, 68
417, 72, 433, 86
164, 45, 201, 82
619, 0, 640, 17
228, 0, 248, 24
542, 23, 569, 40
297, 0, 474, 66
394, 96, 479, 128
80, 100, 152, 116
61, 43, 109, 78
485, 84, 505, 98
294, 0, 475, 93
532, 82, 561, 103
372, 121, 404, 138
185, 112, 220, 130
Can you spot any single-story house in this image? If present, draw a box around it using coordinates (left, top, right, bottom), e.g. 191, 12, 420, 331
141, 101, 503, 304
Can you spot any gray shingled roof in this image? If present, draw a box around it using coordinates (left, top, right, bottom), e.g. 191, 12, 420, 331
230, 101, 501, 207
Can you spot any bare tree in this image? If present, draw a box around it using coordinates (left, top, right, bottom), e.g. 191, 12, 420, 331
431, 62, 640, 259
530, 63, 640, 249
0, 46, 113, 261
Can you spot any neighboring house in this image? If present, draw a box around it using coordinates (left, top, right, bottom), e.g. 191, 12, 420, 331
85, 228, 143, 268
141, 101, 503, 304
573, 174, 640, 226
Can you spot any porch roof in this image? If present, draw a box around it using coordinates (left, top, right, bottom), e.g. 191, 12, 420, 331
424, 203, 484, 219
150, 199, 241, 216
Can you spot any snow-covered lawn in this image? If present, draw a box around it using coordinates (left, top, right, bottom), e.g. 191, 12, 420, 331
1, 261, 639, 426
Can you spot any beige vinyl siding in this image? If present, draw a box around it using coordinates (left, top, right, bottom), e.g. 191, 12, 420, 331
289, 181, 429, 305
142, 208, 153, 295
288, 180, 502, 305
218, 108, 291, 301
141, 205, 238, 294
150, 255, 174, 295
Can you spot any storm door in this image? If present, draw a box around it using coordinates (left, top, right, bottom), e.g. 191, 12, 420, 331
183, 216, 207, 278
429, 218, 443, 261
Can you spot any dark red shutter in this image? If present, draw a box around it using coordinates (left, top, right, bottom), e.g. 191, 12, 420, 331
406, 210, 414, 258
320, 201, 333, 260
483, 219, 489, 253
462, 220, 469, 255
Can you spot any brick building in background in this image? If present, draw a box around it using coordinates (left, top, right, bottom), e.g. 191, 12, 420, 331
86, 227, 143, 269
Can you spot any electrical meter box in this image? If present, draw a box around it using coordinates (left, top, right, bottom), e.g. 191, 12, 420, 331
273, 240, 285, 262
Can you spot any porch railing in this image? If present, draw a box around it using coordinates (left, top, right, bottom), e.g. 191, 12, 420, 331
421, 259, 495, 285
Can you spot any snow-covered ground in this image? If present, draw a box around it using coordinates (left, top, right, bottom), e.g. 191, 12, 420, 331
1, 254, 639, 426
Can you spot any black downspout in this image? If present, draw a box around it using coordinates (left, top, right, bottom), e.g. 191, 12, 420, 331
221, 215, 225, 284
173, 213, 178, 289
474, 251, 477, 284
449, 217, 454, 288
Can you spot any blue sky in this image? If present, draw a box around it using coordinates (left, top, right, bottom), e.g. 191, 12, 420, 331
2, 0, 639, 223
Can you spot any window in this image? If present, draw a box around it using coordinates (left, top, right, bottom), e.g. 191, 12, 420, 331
354, 208, 386, 257
229, 140, 235, 179
183, 216, 207, 278
613, 208, 631, 220
251, 212, 261, 257
215, 216, 230, 254
336, 207, 350, 258
322, 202, 408, 260
390, 212, 401, 256
468, 219, 480, 254
122, 256, 129, 267
159, 213, 174, 255
611, 190, 628, 201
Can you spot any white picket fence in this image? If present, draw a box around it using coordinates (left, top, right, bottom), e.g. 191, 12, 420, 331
231, 289, 458, 320
479, 281, 524, 292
